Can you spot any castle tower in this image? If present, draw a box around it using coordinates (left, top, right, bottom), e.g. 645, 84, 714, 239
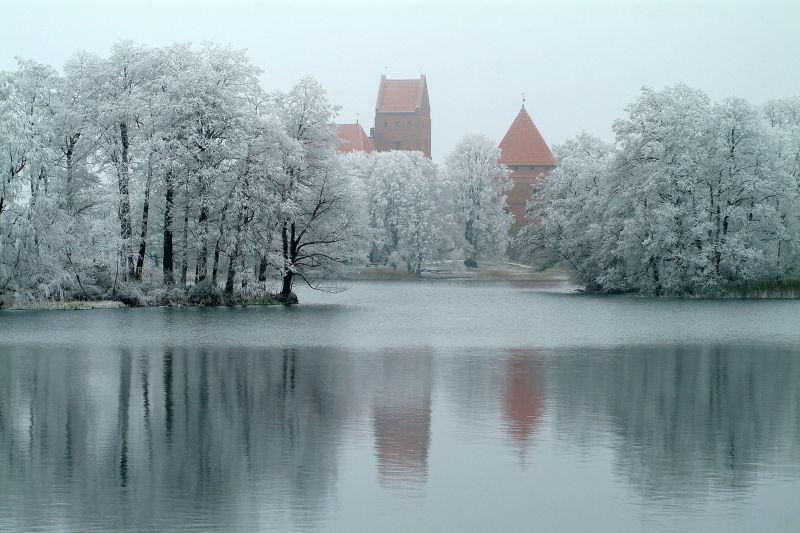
373, 74, 431, 158
498, 104, 555, 224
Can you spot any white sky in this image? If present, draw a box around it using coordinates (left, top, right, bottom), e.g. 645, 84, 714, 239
3, 0, 799, 162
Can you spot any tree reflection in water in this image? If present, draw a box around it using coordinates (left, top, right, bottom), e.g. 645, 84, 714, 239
547, 345, 800, 501
371, 349, 433, 486
0, 344, 799, 531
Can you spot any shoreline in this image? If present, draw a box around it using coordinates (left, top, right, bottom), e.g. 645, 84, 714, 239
0, 299, 288, 312
3, 300, 129, 311
5, 262, 800, 310
0, 262, 569, 311
342, 260, 571, 282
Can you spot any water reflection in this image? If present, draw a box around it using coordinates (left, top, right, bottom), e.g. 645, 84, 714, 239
548, 345, 800, 502
501, 352, 545, 453
0, 344, 799, 531
0, 347, 350, 531
371, 350, 433, 486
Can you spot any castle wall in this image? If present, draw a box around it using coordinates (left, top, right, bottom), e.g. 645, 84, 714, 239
506, 165, 553, 224
373, 111, 431, 157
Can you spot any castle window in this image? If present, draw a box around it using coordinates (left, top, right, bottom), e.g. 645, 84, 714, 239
384, 121, 387, 127
395, 121, 400, 127
395, 141, 401, 149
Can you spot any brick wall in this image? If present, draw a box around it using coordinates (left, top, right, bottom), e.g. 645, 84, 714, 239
506, 165, 553, 224
373, 111, 431, 157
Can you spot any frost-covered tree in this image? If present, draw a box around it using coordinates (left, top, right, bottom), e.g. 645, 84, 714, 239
0, 43, 371, 306
169, 45, 262, 286
520, 84, 800, 296
390, 153, 450, 273
515, 133, 615, 289
762, 96, 800, 275
0, 57, 117, 300
269, 79, 369, 302
89, 42, 162, 283
355, 150, 451, 273
445, 134, 513, 267
0, 62, 52, 292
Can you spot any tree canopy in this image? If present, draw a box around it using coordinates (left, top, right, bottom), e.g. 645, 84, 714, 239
0, 42, 514, 305
518, 85, 800, 296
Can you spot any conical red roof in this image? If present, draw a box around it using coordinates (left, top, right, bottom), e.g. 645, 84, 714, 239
498, 107, 555, 166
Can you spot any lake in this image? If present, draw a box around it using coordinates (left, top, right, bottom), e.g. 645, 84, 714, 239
1, 280, 800, 532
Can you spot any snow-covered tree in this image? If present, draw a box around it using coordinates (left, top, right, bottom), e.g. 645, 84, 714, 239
515, 133, 615, 289
445, 134, 513, 267
0, 43, 372, 305
89, 42, 162, 283
356, 150, 450, 273
0, 60, 67, 297
519, 84, 800, 296
269, 78, 369, 302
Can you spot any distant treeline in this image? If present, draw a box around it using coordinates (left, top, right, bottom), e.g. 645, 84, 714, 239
518, 85, 800, 296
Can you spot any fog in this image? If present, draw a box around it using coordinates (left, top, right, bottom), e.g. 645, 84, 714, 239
3, 0, 798, 161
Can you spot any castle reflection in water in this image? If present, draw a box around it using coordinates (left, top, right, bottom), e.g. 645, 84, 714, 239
1, 344, 799, 530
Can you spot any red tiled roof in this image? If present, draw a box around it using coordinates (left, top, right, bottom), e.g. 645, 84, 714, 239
376, 75, 427, 113
335, 123, 375, 154
498, 107, 555, 167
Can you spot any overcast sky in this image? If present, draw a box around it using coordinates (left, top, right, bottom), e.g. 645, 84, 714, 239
3, 0, 799, 162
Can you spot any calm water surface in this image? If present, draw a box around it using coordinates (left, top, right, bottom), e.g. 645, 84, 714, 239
1, 281, 800, 532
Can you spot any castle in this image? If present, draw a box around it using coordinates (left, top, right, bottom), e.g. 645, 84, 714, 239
335, 75, 554, 224
335, 74, 431, 157
498, 103, 556, 223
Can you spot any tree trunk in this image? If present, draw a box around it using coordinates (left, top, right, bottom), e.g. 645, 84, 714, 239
223, 262, 235, 299
224, 183, 249, 298
211, 200, 231, 286
651, 256, 662, 296
279, 220, 297, 303
196, 202, 209, 282
134, 159, 153, 281
211, 239, 222, 285
281, 221, 290, 296
464, 219, 479, 268
257, 255, 268, 283
0, 154, 26, 227
27, 166, 45, 251
64, 134, 78, 213
118, 122, 134, 281
240, 253, 249, 290
180, 191, 189, 287
280, 271, 294, 300
224, 210, 245, 298
162, 172, 174, 286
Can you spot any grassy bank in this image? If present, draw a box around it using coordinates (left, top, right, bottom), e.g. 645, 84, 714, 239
715, 279, 800, 299
0, 281, 286, 311
4, 300, 128, 311
1, 296, 284, 311
574, 278, 800, 299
